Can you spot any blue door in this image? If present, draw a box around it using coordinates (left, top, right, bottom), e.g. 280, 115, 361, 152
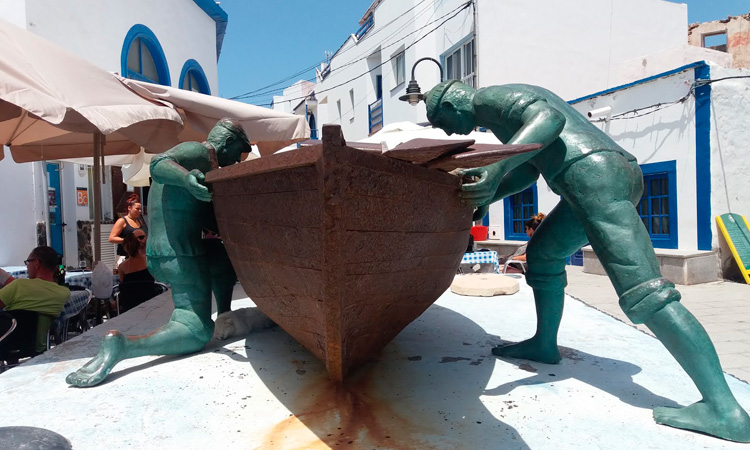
46, 163, 64, 255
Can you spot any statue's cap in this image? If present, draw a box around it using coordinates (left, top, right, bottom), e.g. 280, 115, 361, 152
215, 118, 252, 152
425, 80, 460, 123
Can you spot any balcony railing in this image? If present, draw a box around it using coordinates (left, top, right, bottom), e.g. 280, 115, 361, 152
368, 98, 383, 135
355, 16, 374, 40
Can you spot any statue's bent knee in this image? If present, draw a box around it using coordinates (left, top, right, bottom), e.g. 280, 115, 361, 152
619, 278, 681, 324
170, 309, 214, 344
525, 268, 567, 292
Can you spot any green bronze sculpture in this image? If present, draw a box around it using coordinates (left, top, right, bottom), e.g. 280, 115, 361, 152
425, 80, 750, 442
66, 118, 249, 388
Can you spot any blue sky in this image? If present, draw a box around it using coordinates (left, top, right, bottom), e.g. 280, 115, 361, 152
217, 0, 750, 106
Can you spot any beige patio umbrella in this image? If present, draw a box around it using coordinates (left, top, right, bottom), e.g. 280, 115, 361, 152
0, 18, 184, 261
119, 77, 310, 157
45, 79, 311, 186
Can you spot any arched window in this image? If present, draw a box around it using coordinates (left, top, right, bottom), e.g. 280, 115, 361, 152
121, 25, 170, 85
179, 59, 211, 94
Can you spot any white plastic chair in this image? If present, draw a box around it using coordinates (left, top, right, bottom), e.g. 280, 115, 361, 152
503, 259, 527, 274
91, 261, 114, 324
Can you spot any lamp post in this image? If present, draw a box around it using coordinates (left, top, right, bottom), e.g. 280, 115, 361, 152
398, 57, 444, 105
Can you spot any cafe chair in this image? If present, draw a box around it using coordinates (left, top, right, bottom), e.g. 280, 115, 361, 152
91, 261, 114, 325
0, 310, 55, 370
502, 259, 527, 274
53, 289, 92, 344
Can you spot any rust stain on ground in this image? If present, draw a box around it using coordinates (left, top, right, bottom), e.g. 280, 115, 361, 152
255, 369, 442, 449
559, 347, 583, 361
440, 356, 471, 363
518, 363, 537, 373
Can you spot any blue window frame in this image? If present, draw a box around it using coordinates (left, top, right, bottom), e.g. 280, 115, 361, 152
121, 25, 170, 86
504, 184, 538, 240
179, 59, 210, 94
638, 161, 678, 249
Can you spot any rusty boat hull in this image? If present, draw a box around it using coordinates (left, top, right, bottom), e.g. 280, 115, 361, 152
206, 126, 472, 381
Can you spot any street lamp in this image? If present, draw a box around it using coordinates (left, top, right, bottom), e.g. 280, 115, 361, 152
398, 57, 444, 105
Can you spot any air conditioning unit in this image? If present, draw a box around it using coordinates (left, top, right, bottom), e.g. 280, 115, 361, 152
95, 223, 117, 270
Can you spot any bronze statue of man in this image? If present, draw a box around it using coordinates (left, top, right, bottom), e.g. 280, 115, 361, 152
67, 118, 249, 388
426, 80, 750, 442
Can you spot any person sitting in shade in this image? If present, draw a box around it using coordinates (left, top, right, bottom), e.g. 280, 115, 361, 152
116, 229, 158, 315
502, 212, 545, 273
0, 246, 70, 363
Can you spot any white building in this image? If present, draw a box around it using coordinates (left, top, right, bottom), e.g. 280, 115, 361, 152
0, 0, 227, 268
286, 0, 742, 282
302, 0, 697, 142
272, 80, 318, 138
568, 62, 750, 283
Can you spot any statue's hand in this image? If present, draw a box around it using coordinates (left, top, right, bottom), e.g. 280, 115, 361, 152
185, 169, 212, 202
458, 165, 501, 208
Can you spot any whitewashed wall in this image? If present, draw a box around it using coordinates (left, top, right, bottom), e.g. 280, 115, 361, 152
272, 80, 315, 115
709, 65, 750, 251
618, 46, 731, 86
0, 0, 26, 27
476, 0, 686, 101
314, 0, 423, 139
24, 0, 219, 93
314, 0, 688, 142
567, 68, 699, 250
0, 156, 42, 266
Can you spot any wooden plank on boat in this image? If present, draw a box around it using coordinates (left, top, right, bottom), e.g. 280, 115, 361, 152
426, 143, 544, 171
383, 138, 474, 163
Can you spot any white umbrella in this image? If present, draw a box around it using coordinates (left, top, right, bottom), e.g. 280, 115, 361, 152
0, 18, 184, 261
119, 77, 310, 156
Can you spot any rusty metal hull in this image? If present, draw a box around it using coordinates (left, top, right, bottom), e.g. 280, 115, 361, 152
206, 126, 472, 381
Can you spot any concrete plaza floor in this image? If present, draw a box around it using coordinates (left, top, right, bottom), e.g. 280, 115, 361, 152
1, 277, 750, 449
565, 265, 750, 383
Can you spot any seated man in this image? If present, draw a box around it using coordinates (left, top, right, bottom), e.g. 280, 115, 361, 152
0, 246, 70, 362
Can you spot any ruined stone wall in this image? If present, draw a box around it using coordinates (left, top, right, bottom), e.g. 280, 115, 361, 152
689, 14, 750, 68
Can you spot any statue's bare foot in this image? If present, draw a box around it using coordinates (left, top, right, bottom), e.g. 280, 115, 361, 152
654, 401, 750, 442
491, 337, 561, 364
66, 331, 127, 388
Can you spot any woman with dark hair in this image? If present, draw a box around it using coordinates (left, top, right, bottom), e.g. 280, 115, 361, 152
0, 246, 70, 362
109, 193, 148, 261
115, 229, 157, 314
502, 212, 546, 272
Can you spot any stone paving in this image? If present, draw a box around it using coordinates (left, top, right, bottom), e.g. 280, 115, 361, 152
565, 265, 750, 383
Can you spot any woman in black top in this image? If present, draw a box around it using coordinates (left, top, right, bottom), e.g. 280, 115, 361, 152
109, 193, 148, 258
